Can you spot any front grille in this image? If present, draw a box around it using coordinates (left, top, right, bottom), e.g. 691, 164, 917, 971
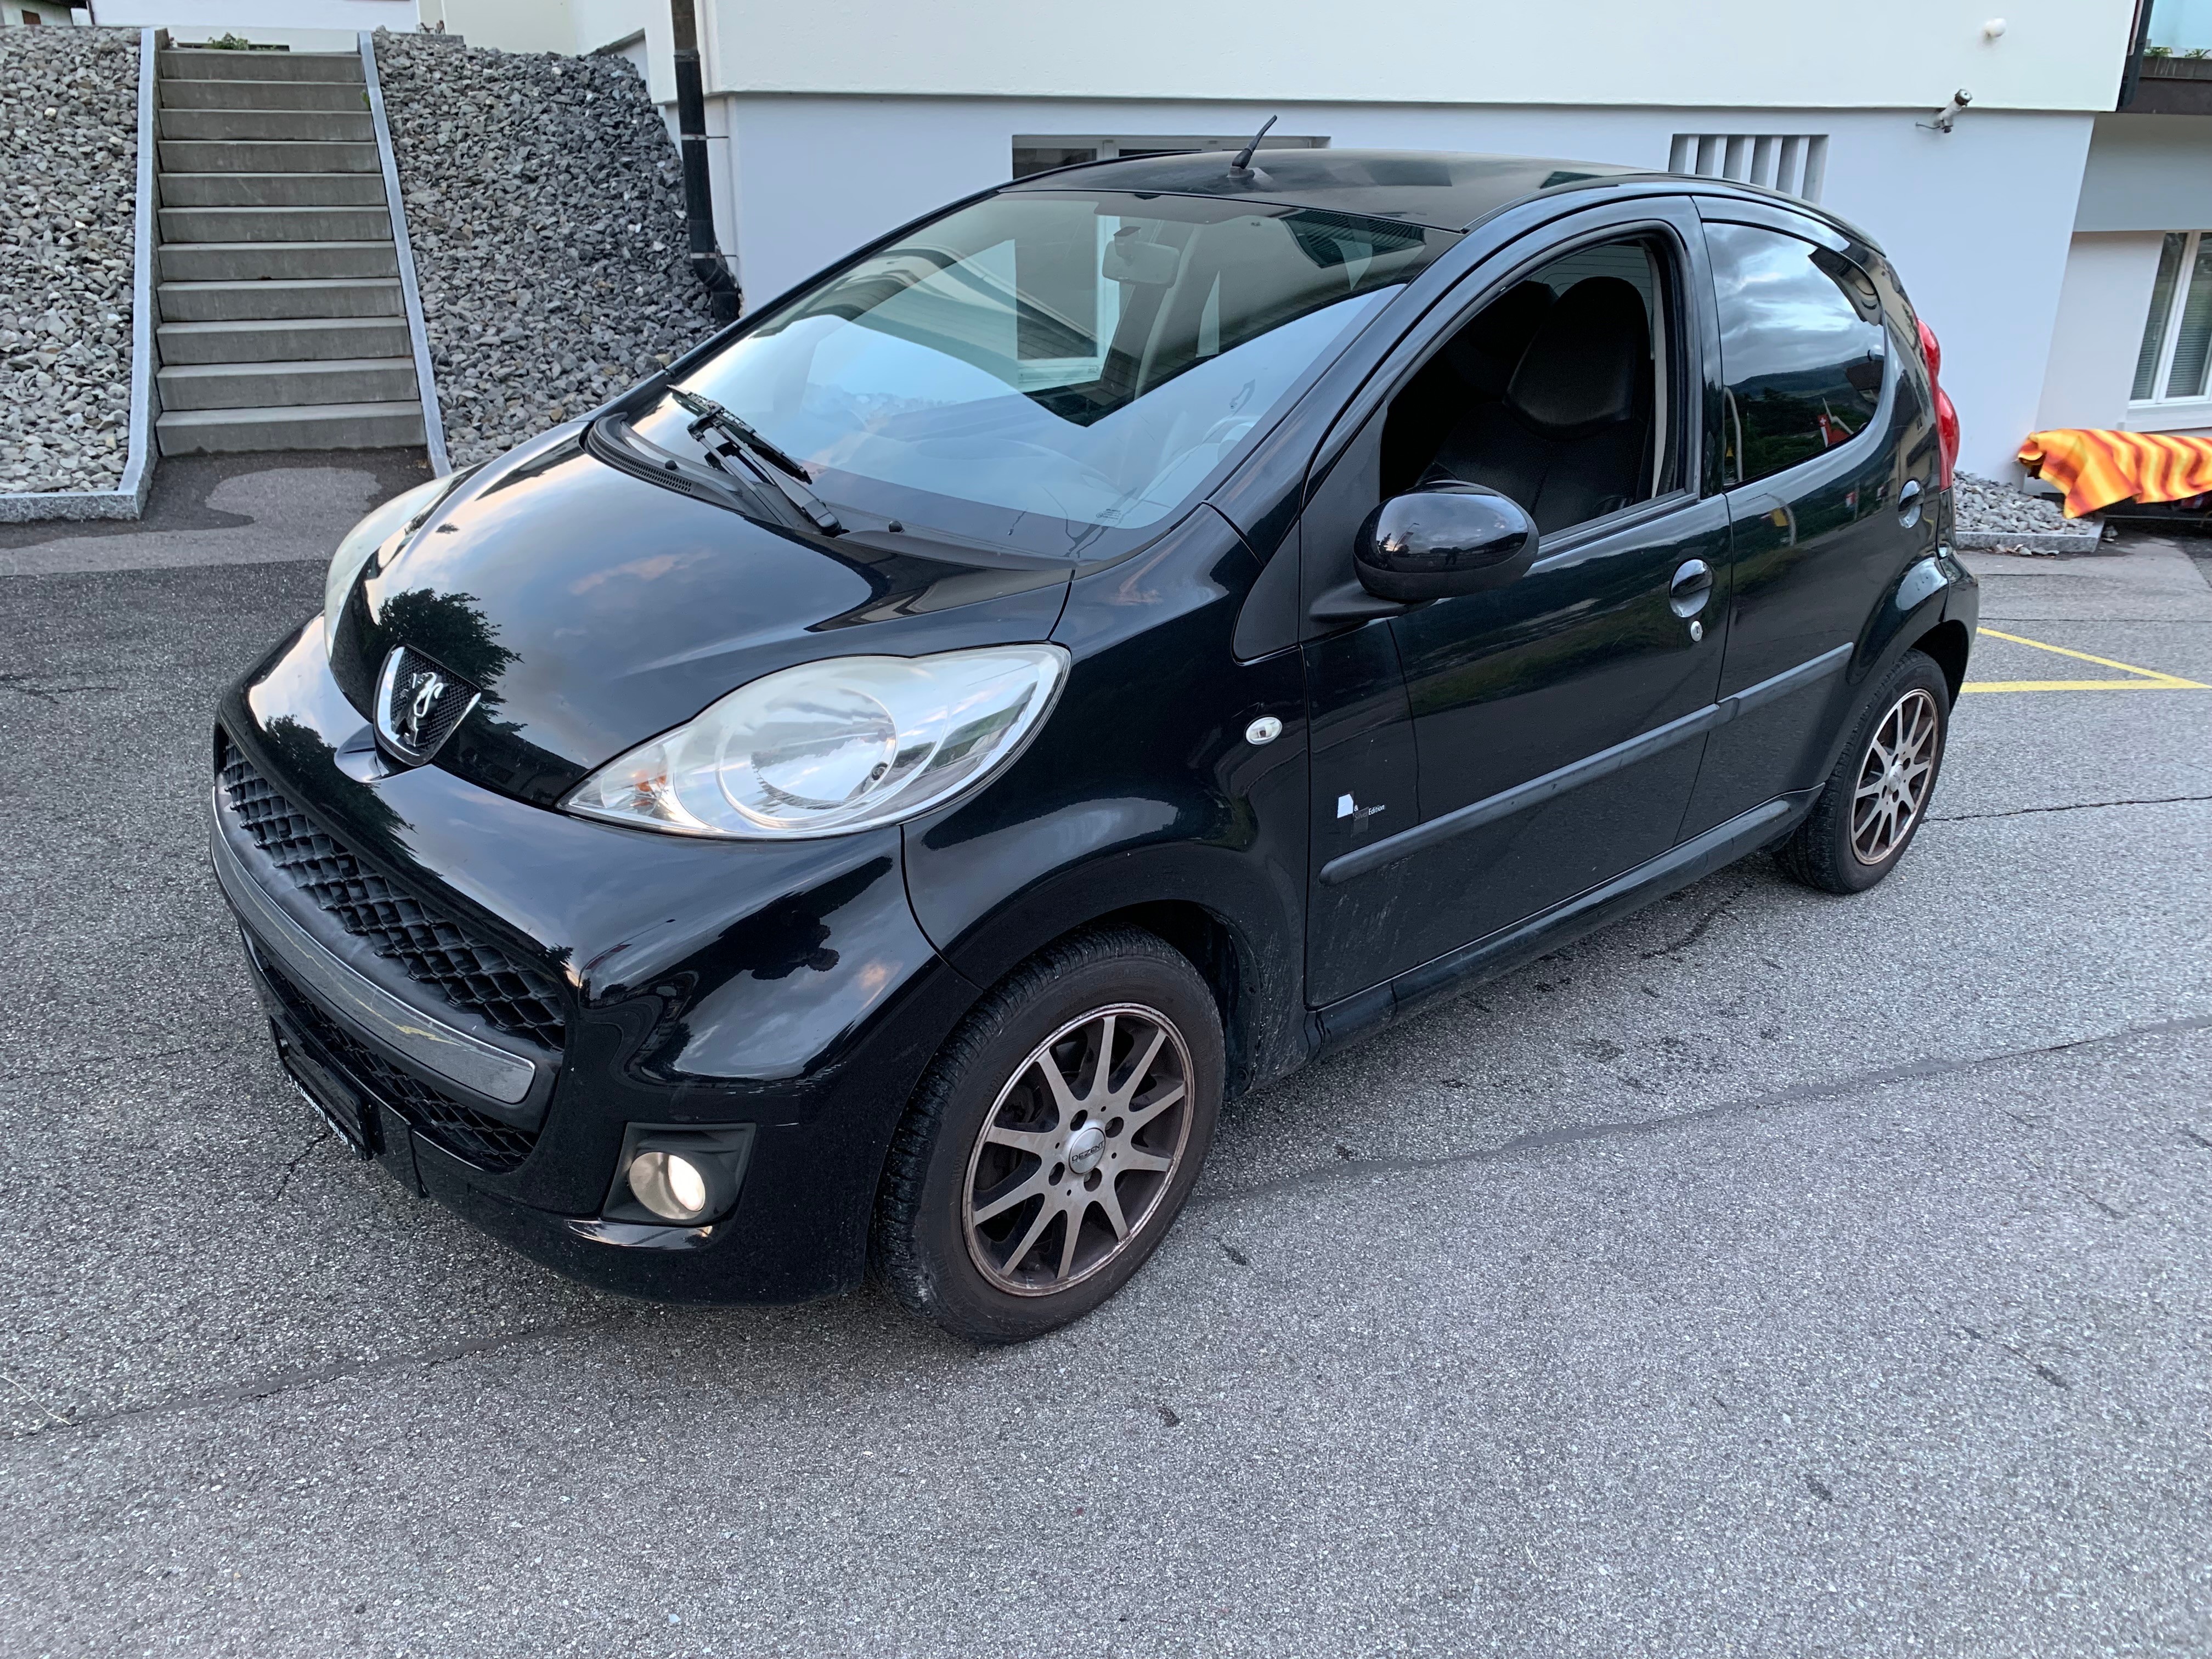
259, 952, 539, 1173
218, 734, 566, 1051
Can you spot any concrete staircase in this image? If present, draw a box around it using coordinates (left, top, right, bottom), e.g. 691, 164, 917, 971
153, 48, 427, 455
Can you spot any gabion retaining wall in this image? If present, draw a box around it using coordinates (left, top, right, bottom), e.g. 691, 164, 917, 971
0, 28, 140, 497
371, 32, 720, 471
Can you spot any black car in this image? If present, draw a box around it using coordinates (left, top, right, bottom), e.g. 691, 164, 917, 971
212, 148, 1973, 1342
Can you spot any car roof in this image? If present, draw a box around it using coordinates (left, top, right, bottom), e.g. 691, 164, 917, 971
1003, 147, 1648, 232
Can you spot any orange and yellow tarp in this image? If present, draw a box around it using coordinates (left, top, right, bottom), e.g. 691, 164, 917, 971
2018, 428, 2212, 518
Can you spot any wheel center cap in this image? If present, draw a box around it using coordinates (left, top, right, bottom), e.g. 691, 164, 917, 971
1065, 1122, 1107, 1176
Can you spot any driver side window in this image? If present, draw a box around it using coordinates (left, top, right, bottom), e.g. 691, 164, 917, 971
1379, 237, 1680, 535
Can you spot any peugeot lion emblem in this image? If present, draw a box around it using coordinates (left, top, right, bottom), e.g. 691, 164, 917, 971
373, 647, 481, 766
400, 672, 448, 748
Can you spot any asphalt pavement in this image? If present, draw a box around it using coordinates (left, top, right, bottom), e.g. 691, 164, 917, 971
2, 462, 2208, 1657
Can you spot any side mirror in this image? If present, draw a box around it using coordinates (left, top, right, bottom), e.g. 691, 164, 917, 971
1354, 484, 1538, 602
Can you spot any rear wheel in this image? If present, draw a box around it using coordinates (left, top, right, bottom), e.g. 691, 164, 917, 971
872, 928, 1222, 1344
1776, 649, 1950, 894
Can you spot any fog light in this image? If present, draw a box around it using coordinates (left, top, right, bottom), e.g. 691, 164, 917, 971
629, 1150, 710, 1222
599, 1123, 754, 1232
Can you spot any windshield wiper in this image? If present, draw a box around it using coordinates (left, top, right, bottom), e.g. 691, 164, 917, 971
668, 389, 844, 534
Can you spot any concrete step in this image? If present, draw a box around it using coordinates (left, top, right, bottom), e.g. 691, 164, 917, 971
158, 49, 363, 84
159, 277, 403, 323
160, 204, 391, 244
159, 171, 386, 208
157, 139, 377, 174
159, 356, 419, 411
159, 400, 426, 455
159, 108, 375, 143
160, 77, 368, 112
158, 316, 411, 365
159, 240, 398, 282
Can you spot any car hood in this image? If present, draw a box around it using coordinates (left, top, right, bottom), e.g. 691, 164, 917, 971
330, 426, 1073, 808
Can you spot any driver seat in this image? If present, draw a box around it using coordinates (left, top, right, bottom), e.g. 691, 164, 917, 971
1420, 276, 1652, 534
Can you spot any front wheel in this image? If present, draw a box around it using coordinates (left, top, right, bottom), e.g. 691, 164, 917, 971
871, 928, 1223, 1344
1776, 648, 1951, 894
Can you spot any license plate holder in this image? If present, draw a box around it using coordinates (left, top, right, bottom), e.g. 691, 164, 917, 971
274, 1022, 378, 1159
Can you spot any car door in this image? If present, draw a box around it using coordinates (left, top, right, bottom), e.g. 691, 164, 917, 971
1679, 205, 1940, 836
1303, 200, 1729, 1007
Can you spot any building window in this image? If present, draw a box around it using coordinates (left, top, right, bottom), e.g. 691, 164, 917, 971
1011, 133, 1326, 180
1667, 133, 1828, 202
2129, 230, 2212, 404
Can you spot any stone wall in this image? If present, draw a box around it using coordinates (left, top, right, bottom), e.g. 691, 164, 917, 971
0, 28, 139, 496
371, 32, 721, 470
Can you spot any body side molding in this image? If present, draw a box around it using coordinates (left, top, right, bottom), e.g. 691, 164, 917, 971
1319, 644, 1849, 887
1312, 789, 1812, 1056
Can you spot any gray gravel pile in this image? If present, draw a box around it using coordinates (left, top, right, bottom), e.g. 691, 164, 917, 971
1955, 471, 2075, 534
0, 28, 139, 496
372, 32, 720, 469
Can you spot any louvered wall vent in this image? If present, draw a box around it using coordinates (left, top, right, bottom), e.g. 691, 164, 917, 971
1668, 133, 1829, 202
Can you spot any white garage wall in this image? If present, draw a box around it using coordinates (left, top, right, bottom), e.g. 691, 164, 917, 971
715, 95, 2088, 478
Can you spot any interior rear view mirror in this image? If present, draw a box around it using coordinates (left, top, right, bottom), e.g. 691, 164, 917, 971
1103, 229, 1178, 286
1355, 484, 1539, 602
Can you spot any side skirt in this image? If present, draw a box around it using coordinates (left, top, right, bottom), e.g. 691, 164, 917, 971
1310, 789, 1815, 1058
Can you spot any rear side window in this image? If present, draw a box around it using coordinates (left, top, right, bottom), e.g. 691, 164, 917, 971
1707, 222, 1886, 487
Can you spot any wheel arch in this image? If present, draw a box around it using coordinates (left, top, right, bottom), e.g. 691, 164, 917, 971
1089, 900, 1267, 1098
943, 895, 1304, 1104
1910, 616, 1972, 704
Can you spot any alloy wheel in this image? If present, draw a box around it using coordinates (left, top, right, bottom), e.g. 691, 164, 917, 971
962, 1003, 1194, 1296
1849, 687, 1940, 866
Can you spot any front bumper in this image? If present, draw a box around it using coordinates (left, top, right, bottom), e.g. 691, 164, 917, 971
213, 618, 978, 1302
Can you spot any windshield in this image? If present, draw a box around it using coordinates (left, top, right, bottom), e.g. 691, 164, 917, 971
628, 190, 1457, 545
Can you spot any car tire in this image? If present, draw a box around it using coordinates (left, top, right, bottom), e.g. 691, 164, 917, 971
871, 927, 1224, 1345
1775, 648, 1951, 895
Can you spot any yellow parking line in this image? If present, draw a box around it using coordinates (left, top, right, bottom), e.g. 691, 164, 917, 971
1961, 627, 2210, 693
1963, 679, 2197, 692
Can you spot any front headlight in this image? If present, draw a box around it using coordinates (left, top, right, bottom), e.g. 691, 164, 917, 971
321, 469, 476, 652
562, 646, 1069, 839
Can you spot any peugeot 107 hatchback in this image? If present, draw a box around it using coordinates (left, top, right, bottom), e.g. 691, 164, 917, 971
212, 148, 1974, 1342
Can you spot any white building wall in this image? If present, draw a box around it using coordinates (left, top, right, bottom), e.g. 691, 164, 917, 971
2036, 233, 2165, 432
2075, 114, 2212, 230
715, 95, 2087, 478
89, 0, 414, 31
704, 0, 2132, 115
416, 0, 575, 53
569, 0, 647, 55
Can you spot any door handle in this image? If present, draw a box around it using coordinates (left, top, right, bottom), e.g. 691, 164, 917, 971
1668, 558, 1714, 619
1897, 477, 1924, 528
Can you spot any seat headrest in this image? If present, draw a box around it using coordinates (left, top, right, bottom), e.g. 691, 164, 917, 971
1442, 281, 1554, 399
1504, 276, 1651, 437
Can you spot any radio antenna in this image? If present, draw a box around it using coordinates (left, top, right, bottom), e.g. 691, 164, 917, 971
1227, 115, 1278, 177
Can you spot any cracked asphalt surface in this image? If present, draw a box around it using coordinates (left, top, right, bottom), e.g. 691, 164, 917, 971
3, 463, 2209, 1657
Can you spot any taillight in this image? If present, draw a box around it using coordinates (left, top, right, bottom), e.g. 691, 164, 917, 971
1917, 318, 1959, 490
